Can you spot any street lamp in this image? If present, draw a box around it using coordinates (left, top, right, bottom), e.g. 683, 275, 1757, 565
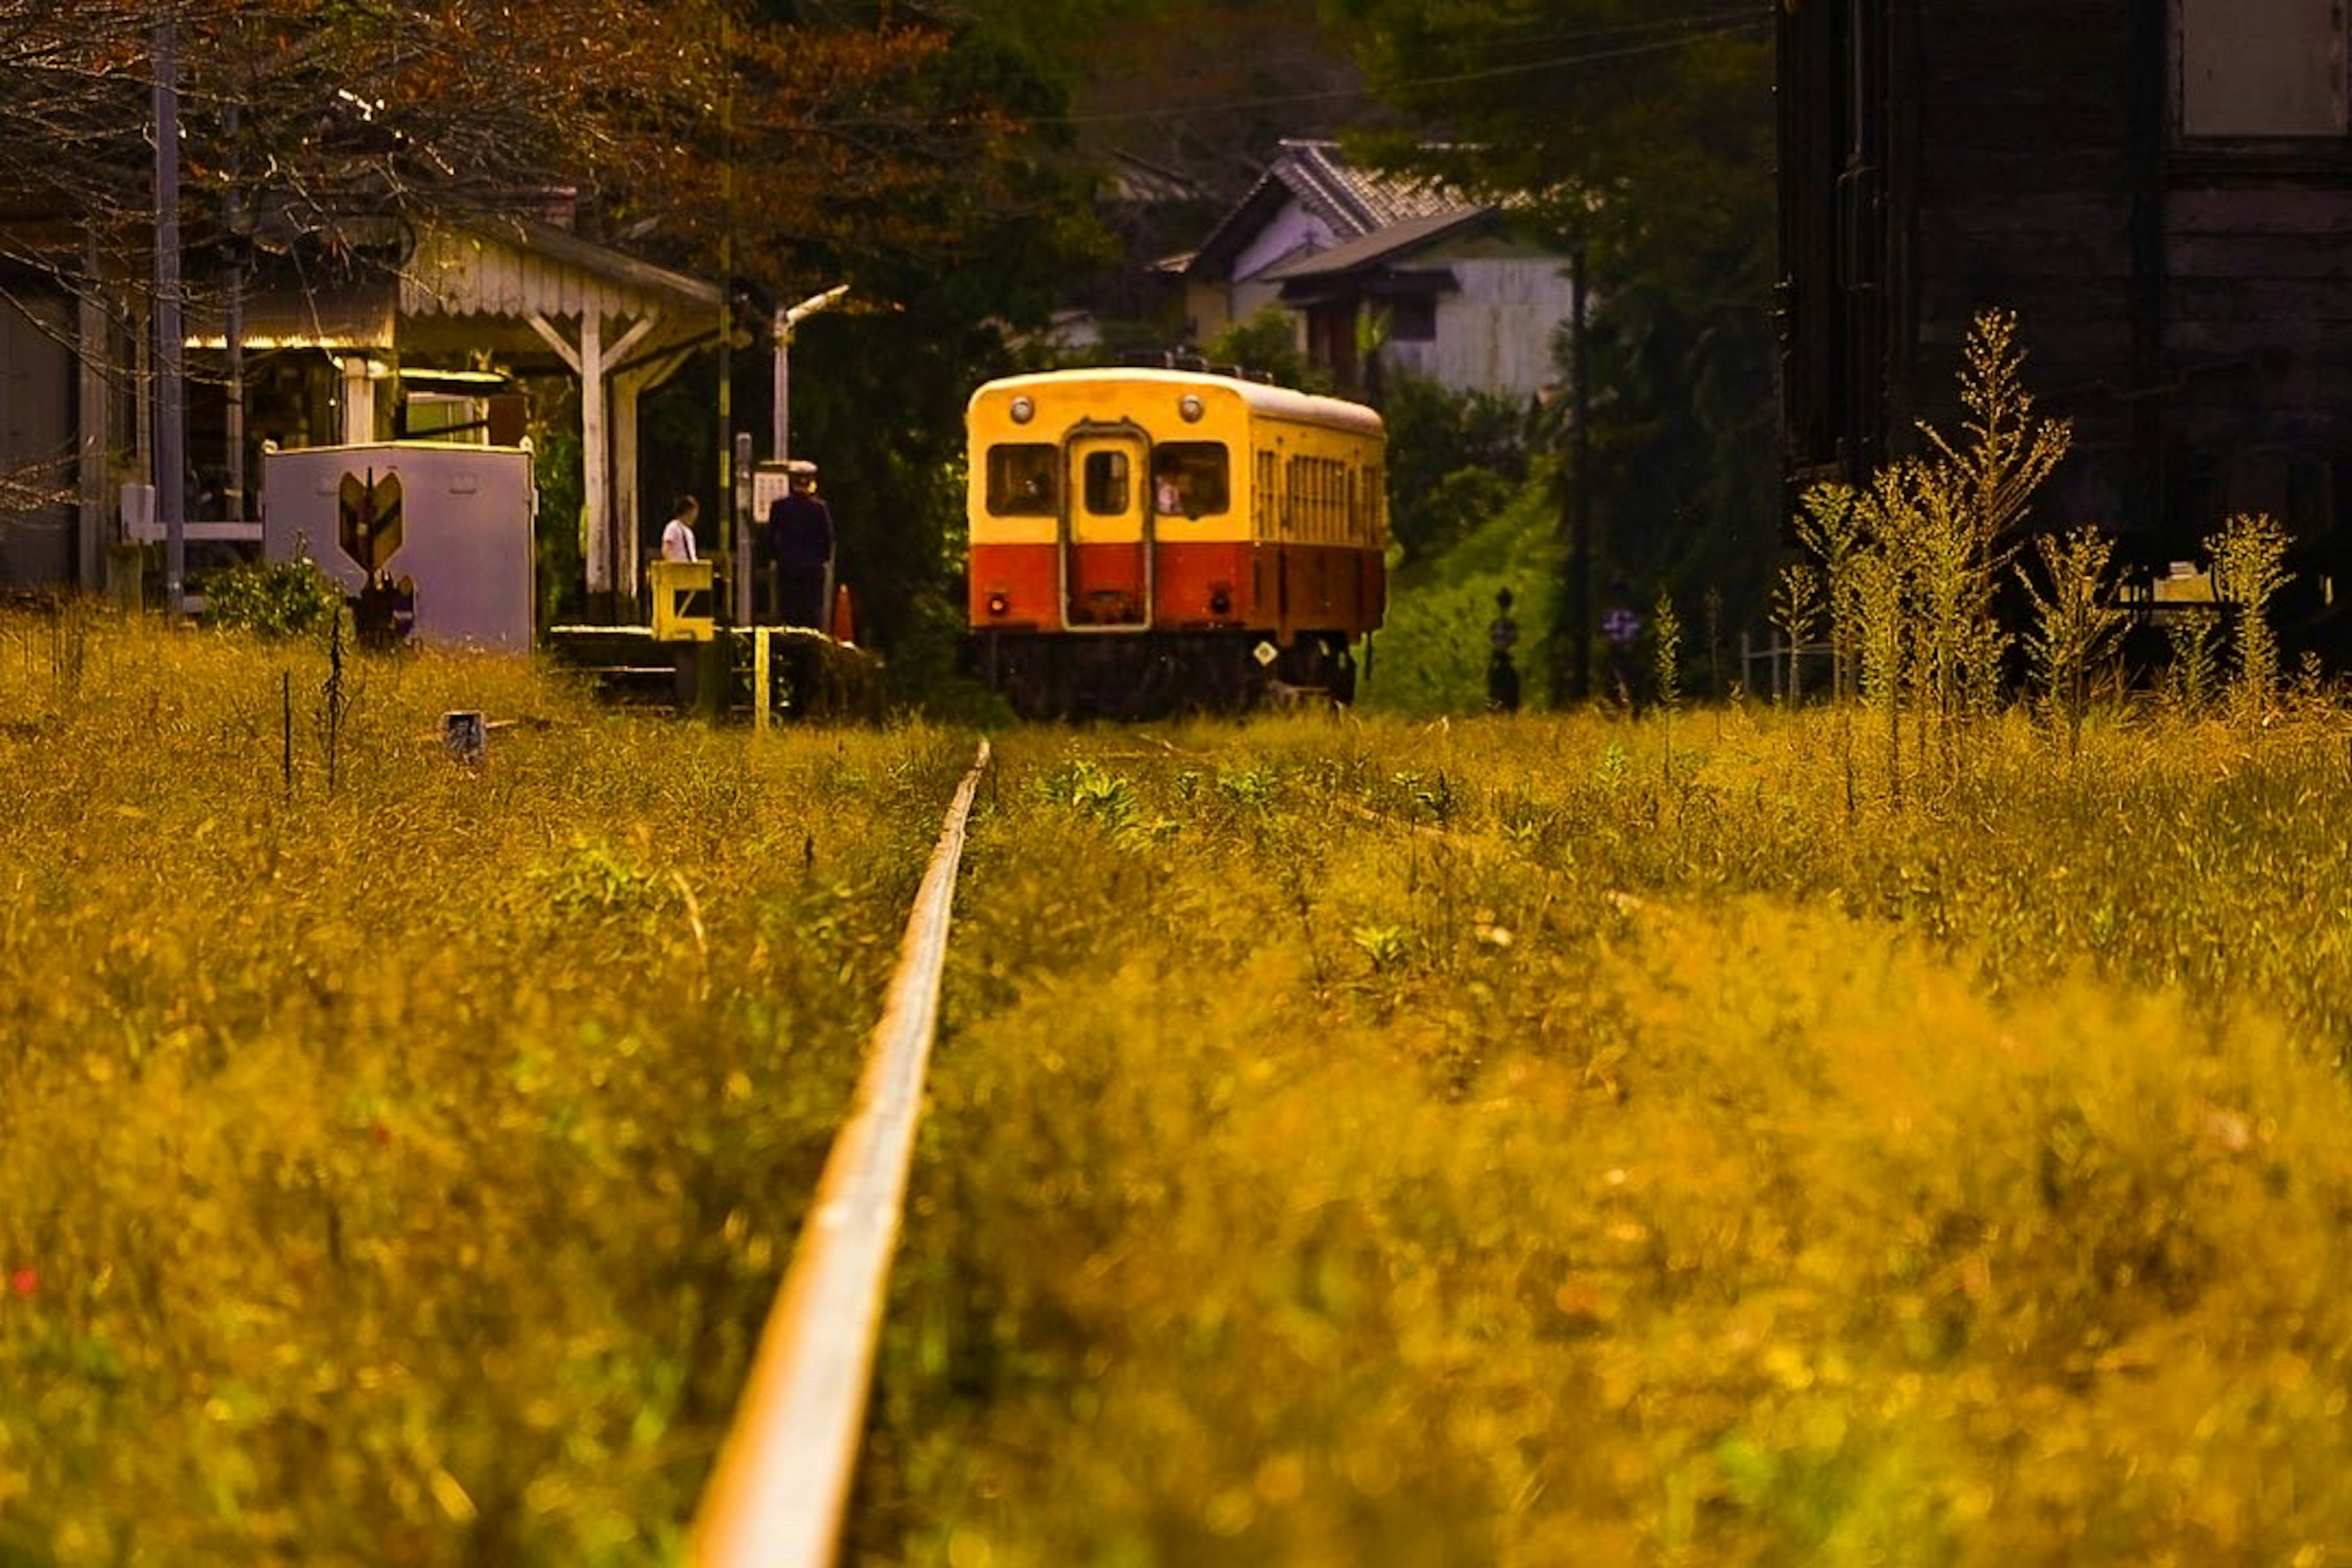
772, 283, 848, 464
734, 284, 847, 626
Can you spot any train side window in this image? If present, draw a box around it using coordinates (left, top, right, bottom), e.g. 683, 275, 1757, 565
987, 444, 1058, 515
1083, 450, 1131, 515
1151, 442, 1229, 517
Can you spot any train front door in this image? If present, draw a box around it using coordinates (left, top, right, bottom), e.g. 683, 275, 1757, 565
1061, 425, 1152, 628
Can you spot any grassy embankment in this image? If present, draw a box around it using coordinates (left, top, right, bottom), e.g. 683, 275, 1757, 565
1357, 478, 1559, 720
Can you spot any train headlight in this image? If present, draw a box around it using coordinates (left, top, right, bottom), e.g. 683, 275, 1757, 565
1208, 583, 1232, 616
1009, 396, 1035, 424
1178, 394, 1204, 423
987, 590, 1011, 617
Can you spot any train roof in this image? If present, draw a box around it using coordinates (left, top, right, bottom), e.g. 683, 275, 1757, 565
969, 366, 1384, 437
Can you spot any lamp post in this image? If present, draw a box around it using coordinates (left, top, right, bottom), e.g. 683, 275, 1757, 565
772, 284, 848, 464
737, 285, 847, 626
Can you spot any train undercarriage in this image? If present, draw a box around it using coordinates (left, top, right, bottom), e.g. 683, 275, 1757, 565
976, 628, 1360, 721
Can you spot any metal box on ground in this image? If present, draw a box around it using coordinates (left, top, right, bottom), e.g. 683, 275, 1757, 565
262, 442, 537, 651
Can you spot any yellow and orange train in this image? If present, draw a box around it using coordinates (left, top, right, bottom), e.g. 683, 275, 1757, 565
965, 365, 1389, 717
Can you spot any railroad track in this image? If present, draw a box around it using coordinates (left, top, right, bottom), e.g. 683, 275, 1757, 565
690, 737, 992, 1568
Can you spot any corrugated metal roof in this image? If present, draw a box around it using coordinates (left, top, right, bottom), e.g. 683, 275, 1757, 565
181, 214, 720, 353
404, 214, 722, 321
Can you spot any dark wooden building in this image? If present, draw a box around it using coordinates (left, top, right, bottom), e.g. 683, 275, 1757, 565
1778, 0, 2352, 634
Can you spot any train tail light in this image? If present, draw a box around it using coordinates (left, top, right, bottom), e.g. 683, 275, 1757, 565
1208, 582, 1232, 616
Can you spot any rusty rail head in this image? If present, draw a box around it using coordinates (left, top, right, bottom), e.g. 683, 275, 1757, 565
691, 738, 991, 1568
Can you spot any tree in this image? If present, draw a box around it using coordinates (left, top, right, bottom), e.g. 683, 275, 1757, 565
0, 0, 1121, 644
1313, 0, 1779, 702
635, 0, 1132, 659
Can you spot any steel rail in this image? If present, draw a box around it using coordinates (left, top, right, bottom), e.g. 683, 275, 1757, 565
691, 737, 992, 1568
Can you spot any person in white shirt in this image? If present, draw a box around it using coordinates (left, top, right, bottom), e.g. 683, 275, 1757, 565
660, 496, 700, 562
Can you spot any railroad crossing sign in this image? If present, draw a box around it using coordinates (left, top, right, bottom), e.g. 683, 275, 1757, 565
338, 469, 404, 574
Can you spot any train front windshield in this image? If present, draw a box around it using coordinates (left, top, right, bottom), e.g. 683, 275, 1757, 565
1151, 442, 1229, 516
986, 443, 1058, 515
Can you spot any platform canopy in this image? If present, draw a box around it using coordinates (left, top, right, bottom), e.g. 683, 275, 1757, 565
182, 210, 724, 616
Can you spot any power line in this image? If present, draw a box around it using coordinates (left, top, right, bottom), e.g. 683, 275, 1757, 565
1053, 13, 1771, 127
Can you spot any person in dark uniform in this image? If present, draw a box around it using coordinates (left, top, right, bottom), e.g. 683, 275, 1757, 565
1487, 586, 1521, 714
763, 459, 835, 628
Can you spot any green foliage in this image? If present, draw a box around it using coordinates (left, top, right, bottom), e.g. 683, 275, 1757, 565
1202, 306, 1316, 390
1314, 2, 1782, 679
530, 420, 587, 631
199, 551, 346, 640
1379, 373, 1532, 562
1360, 476, 1559, 717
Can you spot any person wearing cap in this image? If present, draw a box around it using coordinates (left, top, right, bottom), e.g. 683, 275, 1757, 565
763, 459, 835, 629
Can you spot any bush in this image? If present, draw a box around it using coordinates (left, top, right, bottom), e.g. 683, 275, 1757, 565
1381, 373, 1532, 560
199, 552, 346, 639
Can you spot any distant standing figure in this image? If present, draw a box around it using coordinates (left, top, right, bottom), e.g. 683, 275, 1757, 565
764, 461, 835, 628
1601, 581, 1643, 709
1486, 585, 1524, 714
660, 496, 699, 562
1487, 586, 1521, 714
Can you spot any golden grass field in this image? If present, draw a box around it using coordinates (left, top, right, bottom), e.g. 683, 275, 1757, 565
8, 606, 2352, 1566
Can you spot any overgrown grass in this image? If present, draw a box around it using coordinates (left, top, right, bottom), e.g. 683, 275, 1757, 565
0, 606, 965, 1566
16, 606, 2352, 1565
873, 700, 2352, 1566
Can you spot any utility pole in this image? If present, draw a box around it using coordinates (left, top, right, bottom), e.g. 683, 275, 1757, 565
154, 7, 186, 616
224, 103, 246, 525
718, 7, 738, 626
1569, 237, 1591, 702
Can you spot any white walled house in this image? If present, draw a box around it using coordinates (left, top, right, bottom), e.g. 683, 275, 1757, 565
1180, 140, 1577, 402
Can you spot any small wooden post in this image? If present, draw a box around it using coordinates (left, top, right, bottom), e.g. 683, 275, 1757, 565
754, 628, 772, 732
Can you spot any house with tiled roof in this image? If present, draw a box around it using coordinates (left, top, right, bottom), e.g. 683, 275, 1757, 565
1178, 140, 1576, 401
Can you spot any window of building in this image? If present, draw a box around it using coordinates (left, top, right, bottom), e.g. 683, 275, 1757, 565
1387, 296, 1439, 342
2180, 0, 2346, 137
